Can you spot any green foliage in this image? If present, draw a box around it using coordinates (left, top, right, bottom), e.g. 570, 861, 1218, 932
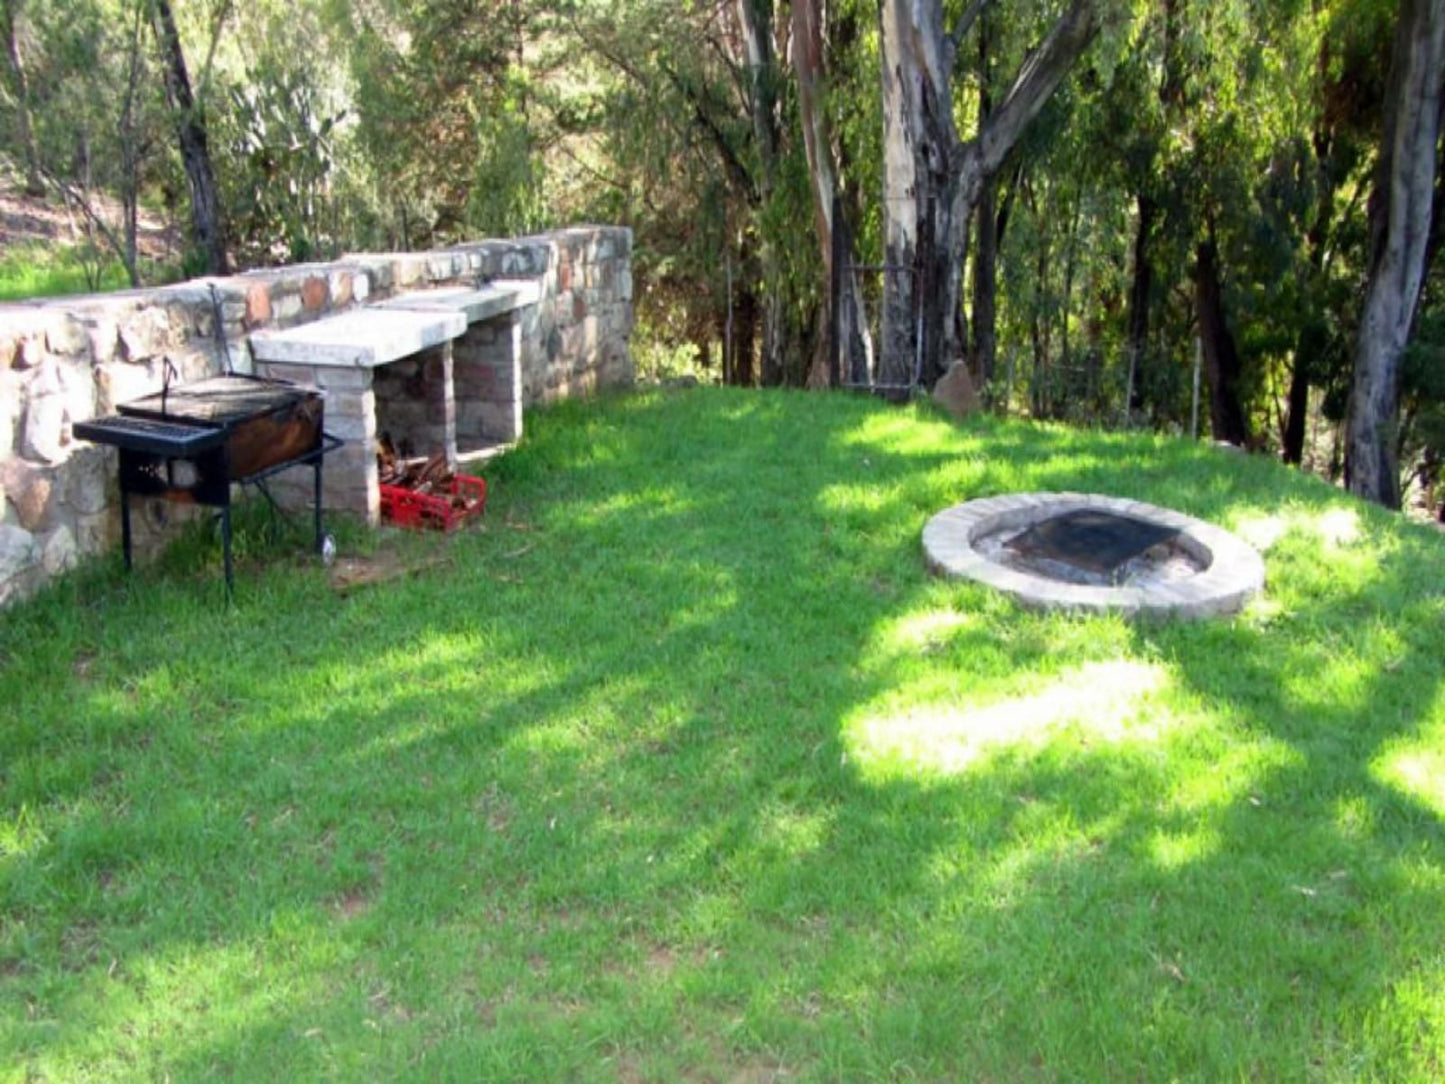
466, 82, 548, 237
214, 62, 347, 265
2, 0, 1437, 473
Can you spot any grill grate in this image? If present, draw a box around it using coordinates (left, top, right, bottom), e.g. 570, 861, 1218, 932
1005, 509, 1181, 577
118, 374, 313, 428
72, 415, 226, 457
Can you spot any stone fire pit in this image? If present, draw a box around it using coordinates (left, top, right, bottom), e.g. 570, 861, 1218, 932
923, 492, 1264, 620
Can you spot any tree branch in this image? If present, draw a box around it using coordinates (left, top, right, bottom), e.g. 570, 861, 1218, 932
948, 0, 991, 58
44, 170, 127, 262
658, 60, 759, 203
198, 0, 234, 100
564, 10, 754, 200
975, 0, 1099, 179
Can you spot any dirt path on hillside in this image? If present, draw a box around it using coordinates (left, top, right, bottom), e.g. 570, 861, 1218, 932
0, 182, 178, 259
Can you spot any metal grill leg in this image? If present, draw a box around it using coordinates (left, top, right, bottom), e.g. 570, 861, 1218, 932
314, 457, 323, 554
120, 493, 133, 572
221, 504, 234, 604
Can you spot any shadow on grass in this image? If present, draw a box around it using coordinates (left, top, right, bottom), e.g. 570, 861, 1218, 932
1, 387, 1442, 1079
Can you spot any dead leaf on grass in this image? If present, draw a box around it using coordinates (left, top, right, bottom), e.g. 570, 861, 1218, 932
646, 946, 676, 975
328, 552, 450, 593
336, 890, 371, 920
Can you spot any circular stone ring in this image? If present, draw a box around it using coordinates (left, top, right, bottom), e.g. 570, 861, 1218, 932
922, 492, 1265, 620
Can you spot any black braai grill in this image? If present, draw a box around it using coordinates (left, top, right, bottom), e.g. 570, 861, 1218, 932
74, 373, 341, 598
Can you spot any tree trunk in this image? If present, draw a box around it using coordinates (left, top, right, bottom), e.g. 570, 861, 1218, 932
972, 178, 998, 386
1285, 115, 1343, 465
735, 0, 779, 185
1282, 338, 1313, 465
971, 11, 997, 388
1124, 193, 1155, 415
1194, 236, 1252, 446
1061, 190, 1080, 388
735, 0, 788, 385
791, 0, 873, 385
1283, 309, 1331, 465
877, 0, 1099, 388
734, 281, 758, 386
878, 0, 962, 387
1346, 0, 1445, 509
1, 0, 43, 197
119, 7, 142, 286
150, 0, 228, 275
1031, 207, 1051, 417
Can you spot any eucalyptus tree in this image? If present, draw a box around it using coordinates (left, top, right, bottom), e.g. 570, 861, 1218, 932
27, 0, 168, 285
336, 0, 548, 245
1259, 0, 1394, 465
1, 0, 44, 195
150, 0, 227, 273
1346, 0, 1445, 508
561, 0, 826, 385
791, 0, 873, 384
875, 0, 1107, 388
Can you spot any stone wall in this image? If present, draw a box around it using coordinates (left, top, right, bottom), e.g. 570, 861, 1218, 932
0, 226, 633, 606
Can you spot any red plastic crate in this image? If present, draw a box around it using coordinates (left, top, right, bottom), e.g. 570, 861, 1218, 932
379, 474, 488, 531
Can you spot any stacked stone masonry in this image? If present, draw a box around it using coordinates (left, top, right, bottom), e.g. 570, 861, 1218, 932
0, 227, 633, 606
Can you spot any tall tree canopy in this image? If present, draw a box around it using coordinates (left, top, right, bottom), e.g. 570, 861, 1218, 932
1, 0, 1442, 513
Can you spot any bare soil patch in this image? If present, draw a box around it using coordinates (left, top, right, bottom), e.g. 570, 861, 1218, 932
0, 181, 177, 258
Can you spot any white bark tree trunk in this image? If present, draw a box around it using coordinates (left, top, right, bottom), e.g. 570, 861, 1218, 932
876, 0, 1100, 388
791, 0, 873, 384
734, 0, 787, 384
1347, 0, 1445, 509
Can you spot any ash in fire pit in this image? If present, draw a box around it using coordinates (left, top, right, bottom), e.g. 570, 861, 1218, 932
923, 493, 1265, 619
997, 509, 1196, 586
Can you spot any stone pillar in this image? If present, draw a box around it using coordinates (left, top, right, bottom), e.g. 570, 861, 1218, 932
454, 310, 523, 452
256, 361, 379, 525
437, 341, 457, 468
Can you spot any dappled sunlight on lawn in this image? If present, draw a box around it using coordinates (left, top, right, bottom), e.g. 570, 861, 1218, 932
753, 800, 834, 862
1375, 705, 1445, 819
4, 388, 1445, 1079
21, 906, 350, 1080
1146, 825, 1225, 871
833, 405, 965, 456
880, 606, 980, 649
1164, 737, 1303, 817
815, 480, 896, 516
550, 482, 697, 529
1235, 502, 1362, 554
844, 659, 1171, 780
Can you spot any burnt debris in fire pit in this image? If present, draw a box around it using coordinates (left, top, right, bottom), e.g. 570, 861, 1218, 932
995, 509, 1198, 587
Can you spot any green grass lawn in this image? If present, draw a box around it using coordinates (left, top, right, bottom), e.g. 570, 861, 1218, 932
3, 388, 1444, 1081
0, 244, 133, 302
